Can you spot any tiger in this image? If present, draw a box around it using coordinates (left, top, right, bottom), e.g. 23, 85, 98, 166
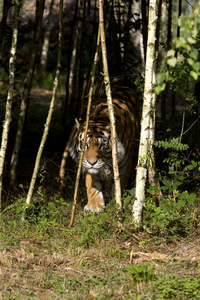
69, 77, 139, 212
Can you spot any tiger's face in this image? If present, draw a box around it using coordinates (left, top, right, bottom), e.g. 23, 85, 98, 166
70, 126, 125, 177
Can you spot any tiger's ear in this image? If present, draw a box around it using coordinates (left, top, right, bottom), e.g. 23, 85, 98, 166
75, 118, 84, 131
75, 118, 80, 131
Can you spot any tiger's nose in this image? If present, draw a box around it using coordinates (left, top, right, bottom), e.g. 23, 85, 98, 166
87, 160, 98, 166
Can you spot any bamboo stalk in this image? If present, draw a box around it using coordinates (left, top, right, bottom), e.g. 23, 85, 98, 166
99, 0, 122, 228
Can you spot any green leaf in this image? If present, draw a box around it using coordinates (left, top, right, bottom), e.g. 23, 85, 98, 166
189, 49, 198, 60
167, 49, 175, 57
187, 193, 197, 205
129, 188, 135, 197
187, 37, 196, 44
176, 37, 187, 48
176, 199, 186, 210
192, 62, 200, 72
187, 58, 194, 66
190, 70, 198, 80
167, 57, 177, 67
155, 83, 166, 95
173, 181, 182, 189
156, 73, 166, 84
162, 179, 172, 187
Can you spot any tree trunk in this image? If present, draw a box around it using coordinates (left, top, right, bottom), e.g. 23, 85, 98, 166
63, 0, 79, 130
99, 0, 122, 228
77, 0, 87, 116
0, 0, 20, 211
147, 0, 162, 206
10, 0, 45, 187
24, 0, 63, 211
167, 0, 172, 49
132, 0, 158, 224
171, 0, 182, 136
69, 0, 85, 117
141, 0, 148, 65
0, 0, 12, 55
123, 0, 133, 71
40, 0, 55, 72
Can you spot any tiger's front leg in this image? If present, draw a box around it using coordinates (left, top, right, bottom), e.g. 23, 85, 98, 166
84, 173, 105, 213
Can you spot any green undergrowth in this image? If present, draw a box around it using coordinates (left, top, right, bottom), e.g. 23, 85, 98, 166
1, 182, 200, 299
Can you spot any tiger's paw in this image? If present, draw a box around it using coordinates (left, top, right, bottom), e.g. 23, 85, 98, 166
84, 200, 105, 213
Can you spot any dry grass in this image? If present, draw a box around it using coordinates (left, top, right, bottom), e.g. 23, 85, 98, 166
1, 209, 200, 300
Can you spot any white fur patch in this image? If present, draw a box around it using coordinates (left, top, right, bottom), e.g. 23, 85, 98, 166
117, 141, 125, 162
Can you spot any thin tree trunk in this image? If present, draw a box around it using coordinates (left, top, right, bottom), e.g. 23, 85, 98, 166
10, 0, 45, 187
63, 0, 79, 129
68, 26, 101, 228
167, 0, 172, 49
123, 0, 133, 71
141, 0, 148, 64
40, 0, 55, 72
69, 0, 85, 117
23, 0, 63, 212
147, 0, 162, 205
171, 0, 182, 136
77, 0, 87, 115
0, 0, 20, 211
132, 0, 158, 224
99, 0, 122, 228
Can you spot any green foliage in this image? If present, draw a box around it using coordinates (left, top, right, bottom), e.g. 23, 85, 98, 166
155, 4, 200, 114
155, 137, 189, 151
124, 263, 155, 282
155, 137, 200, 182
144, 191, 198, 236
139, 136, 200, 236
73, 203, 118, 248
151, 275, 200, 299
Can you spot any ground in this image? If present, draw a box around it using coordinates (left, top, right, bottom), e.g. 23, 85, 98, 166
1, 201, 200, 299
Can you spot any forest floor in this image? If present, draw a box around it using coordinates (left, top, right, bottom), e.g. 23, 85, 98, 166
0, 89, 200, 299
1, 207, 200, 300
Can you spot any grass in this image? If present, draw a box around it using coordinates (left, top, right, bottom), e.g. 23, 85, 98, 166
1, 191, 200, 300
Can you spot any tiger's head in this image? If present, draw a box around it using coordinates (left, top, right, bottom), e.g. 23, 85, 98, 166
69, 121, 125, 176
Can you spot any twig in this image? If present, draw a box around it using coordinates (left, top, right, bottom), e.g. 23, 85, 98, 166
99, 0, 123, 229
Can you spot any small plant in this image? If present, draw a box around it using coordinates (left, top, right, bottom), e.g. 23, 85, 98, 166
124, 263, 155, 282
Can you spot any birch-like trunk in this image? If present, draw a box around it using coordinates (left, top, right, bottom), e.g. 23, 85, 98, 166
68, 26, 101, 228
147, 0, 162, 205
24, 0, 63, 211
132, 0, 158, 224
0, 0, 20, 211
10, 0, 45, 187
99, 0, 122, 227
40, 0, 55, 72
141, 0, 148, 64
